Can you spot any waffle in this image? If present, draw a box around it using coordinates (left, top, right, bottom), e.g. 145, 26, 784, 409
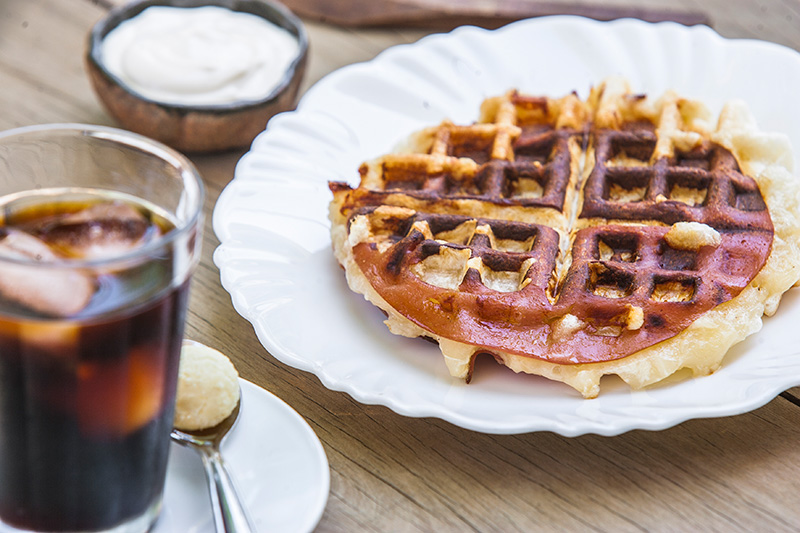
329, 78, 800, 398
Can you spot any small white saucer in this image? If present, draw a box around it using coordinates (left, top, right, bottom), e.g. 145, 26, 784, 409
157, 379, 330, 532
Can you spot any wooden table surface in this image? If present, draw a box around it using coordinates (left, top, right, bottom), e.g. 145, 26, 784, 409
3, 0, 800, 531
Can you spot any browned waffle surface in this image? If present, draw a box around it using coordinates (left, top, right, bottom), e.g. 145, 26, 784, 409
346, 90, 588, 226
329, 78, 800, 397
343, 207, 771, 366
580, 128, 773, 231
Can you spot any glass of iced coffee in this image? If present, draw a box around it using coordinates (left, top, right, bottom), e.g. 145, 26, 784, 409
0, 124, 204, 532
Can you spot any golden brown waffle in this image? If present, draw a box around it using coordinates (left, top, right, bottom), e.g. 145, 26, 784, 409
351, 90, 588, 228
329, 78, 800, 398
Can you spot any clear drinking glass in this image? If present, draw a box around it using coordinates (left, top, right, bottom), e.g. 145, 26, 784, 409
0, 124, 204, 532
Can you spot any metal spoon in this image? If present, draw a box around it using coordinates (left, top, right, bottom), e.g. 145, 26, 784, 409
170, 390, 255, 532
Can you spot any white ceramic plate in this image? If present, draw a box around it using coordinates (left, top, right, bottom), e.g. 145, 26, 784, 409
158, 379, 329, 532
213, 16, 800, 436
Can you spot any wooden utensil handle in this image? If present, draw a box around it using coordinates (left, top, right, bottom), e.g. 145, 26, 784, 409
282, 0, 710, 29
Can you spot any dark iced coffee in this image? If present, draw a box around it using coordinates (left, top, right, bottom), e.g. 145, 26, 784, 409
0, 190, 193, 531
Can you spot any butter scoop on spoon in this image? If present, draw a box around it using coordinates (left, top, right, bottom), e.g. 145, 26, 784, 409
171, 340, 255, 533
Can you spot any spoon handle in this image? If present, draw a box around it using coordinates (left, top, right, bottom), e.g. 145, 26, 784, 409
200, 448, 256, 533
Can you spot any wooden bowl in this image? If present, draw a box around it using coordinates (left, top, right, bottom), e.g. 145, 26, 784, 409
86, 0, 308, 153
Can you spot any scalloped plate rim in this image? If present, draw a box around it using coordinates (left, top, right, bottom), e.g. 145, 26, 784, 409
213, 16, 800, 436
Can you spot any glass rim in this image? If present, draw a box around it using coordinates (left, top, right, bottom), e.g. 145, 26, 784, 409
0, 123, 205, 269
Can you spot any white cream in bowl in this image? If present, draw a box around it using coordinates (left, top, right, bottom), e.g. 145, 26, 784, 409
101, 5, 299, 106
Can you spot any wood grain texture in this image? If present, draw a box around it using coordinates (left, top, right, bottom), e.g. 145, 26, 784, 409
1, 1, 799, 531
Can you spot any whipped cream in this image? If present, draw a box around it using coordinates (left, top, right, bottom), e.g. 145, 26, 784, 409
101, 5, 299, 106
